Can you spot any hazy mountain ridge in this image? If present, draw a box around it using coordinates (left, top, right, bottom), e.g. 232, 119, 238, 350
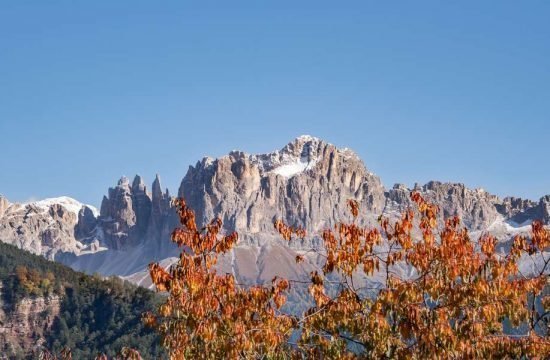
0, 136, 548, 287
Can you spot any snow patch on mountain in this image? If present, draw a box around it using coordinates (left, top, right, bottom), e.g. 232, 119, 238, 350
270, 158, 318, 178
30, 196, 99, 217
2, 196, 99, 219
249, 135, 324, 176
482, 215, 533, 237
198, 135, 358, 180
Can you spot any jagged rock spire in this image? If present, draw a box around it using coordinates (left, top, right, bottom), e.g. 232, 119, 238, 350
0, 195, 10, 217
132, 174, 146, 192
152, 174, 162, 202
96, 173, 178, 250
99, 195, 110, 217
118, 176, 130, 187
540, 195, 550, 223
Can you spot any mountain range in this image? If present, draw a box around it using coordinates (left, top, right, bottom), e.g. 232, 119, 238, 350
1, 135, 549, 289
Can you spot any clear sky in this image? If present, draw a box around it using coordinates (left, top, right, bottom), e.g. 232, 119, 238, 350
1, 1, 549, 207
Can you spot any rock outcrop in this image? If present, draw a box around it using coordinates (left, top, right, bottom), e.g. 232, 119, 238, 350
0, 197, 99, 259
0, 195, 9, 217
97, 174, 177, 251
537, 195, 550, 224
99, 176, 138, 250
385, 182, 501, 230
179, 136, 385, 247
0, 285, 61, 357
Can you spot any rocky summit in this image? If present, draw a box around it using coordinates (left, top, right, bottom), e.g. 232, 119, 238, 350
0, 196, 100, 260
98, 174, 176, 251
180, 135, 385, 246
0, 136, 548, 288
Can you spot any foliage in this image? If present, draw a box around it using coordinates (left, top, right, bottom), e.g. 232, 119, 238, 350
0, 242, 72, 306
39, 346, 142, 360
0, 241, 165, 359
149, 193, 550, 359
284, 193, 550, 358
145, 199, 296, 358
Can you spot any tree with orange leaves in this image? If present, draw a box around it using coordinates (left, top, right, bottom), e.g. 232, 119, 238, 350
148, 194, 550, 359
277, 193, 550, 359
39, 347, 142, 360
144, 199, 296, 359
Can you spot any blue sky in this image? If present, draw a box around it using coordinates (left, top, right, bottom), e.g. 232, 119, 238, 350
1, 1, 549, 207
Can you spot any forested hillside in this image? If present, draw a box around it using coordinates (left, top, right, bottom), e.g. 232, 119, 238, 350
0, 241, 165, 359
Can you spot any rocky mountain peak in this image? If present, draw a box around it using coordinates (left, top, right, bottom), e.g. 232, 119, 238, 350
248, 135, 363, 180
117, 176, 130, 187
539, 195, 550, 223
385, 181, 503, 229
179, 136, 386, 246
0, 197, 99, 259
280, 135, 323, 158
295, 134, 322, 143
132, 175, 146, 192
97, 174, 176, 251
152, 174, 163, 200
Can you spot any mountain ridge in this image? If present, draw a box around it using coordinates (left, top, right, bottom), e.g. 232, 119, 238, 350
0, 136, 548, 287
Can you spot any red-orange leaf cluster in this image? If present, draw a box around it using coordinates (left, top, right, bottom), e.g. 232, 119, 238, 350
274, 219, 306, 241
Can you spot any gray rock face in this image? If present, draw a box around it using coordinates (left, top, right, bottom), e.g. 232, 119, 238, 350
75, 206, 99, 240
132, 175, 152, 236
0, 285, 61, 356
147, 176, 178, 254
0, 197, 99, 259
0, 195, 9, 217
179, 136, 386, 247
99, 176, 137, 250
421, 182, 501, 229
386, 182, 550, 230
98, 175, 177, 250
495, 195, 550, 226
406, 182, 500, 230
61, 175, 180, 277
496, 197, 538, 218
494, 197, 539, 225
538, 195, 550, 223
